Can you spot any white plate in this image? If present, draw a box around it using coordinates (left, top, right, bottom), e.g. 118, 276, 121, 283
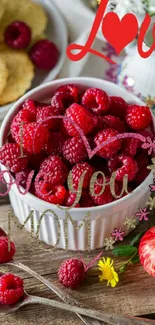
0, 0, 68, 120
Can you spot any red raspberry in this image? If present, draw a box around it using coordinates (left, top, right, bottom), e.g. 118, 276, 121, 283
58, 258, 85, 289
15, 169, 33, 189
35, 181, 66, 205
51, 92, 74, 114
0, 274, 24, 305
0, 237, 15, 263
71, 162, 94, 190
36, 106, 60, 130
94, 128, 122, 159
62, 136, 88, 164
109, 96, 128, 118
122, 138, 139, 157
63, 103, 97, 137
11, 108, 36, 139
56, 84, 79, 102
125, 105, 152, 130
80, 190, 95, 207
98, 115, 126, 133
39, 155, 68, 185
15, 122, 50, 154
90, 177, 114, 206
108, 154, 139, 182
5, 21, 31, 50
29, 39, 59, 70
82, 88, 110, 115
65, 192, 80, 208
45, 132, 64, 156
22, 99, 38, 117
0, 143, 28, 173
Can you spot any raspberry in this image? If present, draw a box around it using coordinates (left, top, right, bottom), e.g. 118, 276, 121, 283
71, 162, 94, 190
45, 132, 64, 156
62, 136, 88, 164
22, 99, 37, 116
5, 21, 31, 50
39, 155, 68, 185
65, 192, 80, 208
63, 103, 97, 137
0, 143, 28, 173
125, 105, 152, 130
35, 181, 66, 205
98, 115, 126, 133
82, 88, 110, 115
0, 237, 15, 263
29, 39, 59, 70
109, 96, 128, 118
80, 190, 95, 207
108, 154, 139, 182
0, 273, 24, 305
90, 177, 114, 206
11, 108, 36, 139
122, 138, 139, 157
15, 169, 33, 189
56, 84, 79, 102
36, 106, 60, 130
58, 258, 85, 289
51, 92, 74, 114
15, 122, 50, 154
94, 128, 122, 159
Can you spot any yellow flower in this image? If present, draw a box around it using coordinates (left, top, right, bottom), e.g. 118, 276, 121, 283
98, 257, 119, 288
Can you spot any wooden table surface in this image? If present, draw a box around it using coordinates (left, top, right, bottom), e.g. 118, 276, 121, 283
0, 201, 155, 325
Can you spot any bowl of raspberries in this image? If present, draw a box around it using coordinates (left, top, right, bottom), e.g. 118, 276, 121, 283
0, 77, 154, 251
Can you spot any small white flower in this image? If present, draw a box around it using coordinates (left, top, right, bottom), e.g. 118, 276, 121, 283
147, 197, 155, 210
104, 237, 116, 250
124, 217, 137, 230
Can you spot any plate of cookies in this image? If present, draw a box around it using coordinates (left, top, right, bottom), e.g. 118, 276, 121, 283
0, 0, 68, 119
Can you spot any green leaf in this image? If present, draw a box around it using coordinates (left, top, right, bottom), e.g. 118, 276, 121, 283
131, 255, 140, 264
130, 232, 144, 246
119, 265, 126, 273
112, 245, 137, 257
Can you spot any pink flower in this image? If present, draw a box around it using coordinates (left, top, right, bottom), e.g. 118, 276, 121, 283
136, 208, 150, 221
111, 228, 126, 241
142, 137, 155, 155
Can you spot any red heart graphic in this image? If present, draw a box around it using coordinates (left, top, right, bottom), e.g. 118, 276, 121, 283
102, 12, 138, 54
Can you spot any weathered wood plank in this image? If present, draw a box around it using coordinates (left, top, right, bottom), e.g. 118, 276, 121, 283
0, 204, 155, 324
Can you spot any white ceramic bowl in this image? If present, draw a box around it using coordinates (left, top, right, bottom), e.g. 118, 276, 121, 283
0, 0, 68, 120
0, 77, 153, 251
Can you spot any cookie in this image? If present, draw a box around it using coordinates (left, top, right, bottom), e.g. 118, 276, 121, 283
0, 57, 9, 97
0, 48, 34, 105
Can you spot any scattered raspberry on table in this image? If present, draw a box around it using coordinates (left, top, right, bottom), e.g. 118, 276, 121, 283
0, 273, 24, 305
58, 258, 86, 289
